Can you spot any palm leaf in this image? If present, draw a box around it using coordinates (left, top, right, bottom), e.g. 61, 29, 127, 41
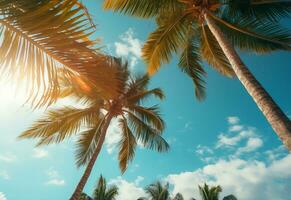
200, 25, 235, 77
126, 111, 169, 152
118, 117, 137, 173
0, 0, 121, 107
19, 106, 99, 145
126, 88, 165, 104
142, 11, 190, 75
75, 115, 105, 167
210, 11, 291, 53
223, 0, 291, 22
178, 29, 206, 100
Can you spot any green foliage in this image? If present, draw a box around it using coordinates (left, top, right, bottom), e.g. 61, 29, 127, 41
103, 0, 291, 100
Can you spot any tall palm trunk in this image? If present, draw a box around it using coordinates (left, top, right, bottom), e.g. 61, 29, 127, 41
204, 12, 291, 151
70, 114, 113, 200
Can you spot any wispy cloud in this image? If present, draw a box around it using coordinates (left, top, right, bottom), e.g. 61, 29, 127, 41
32, 149, 48, 159
0, 192, 7, 200
0, 153, 16, 163
114, 28, 142, 70
227, 116, 240, 125
45, 168, 65, 186
0, 170, 10, 180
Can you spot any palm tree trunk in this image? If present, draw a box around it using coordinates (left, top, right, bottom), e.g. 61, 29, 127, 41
204, 12, 291, 151
70, 114, 113, 200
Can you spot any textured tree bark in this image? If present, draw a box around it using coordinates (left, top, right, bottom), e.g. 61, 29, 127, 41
70, 114, 113, 200
204, 12, 291, 151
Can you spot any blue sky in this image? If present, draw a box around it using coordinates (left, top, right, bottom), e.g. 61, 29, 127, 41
0, 1, 291, 200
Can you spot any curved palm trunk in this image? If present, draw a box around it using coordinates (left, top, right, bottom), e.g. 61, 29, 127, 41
70, 114, 113, 200
204, 12, 291, 151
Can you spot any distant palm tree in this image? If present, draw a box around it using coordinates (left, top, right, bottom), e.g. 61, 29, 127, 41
198, 184, 237, 200
0, 0, 122, 107
143, 181, 171, 200
173, 193, 184, 200
19, 63, 169, 200
103, 0, 291, 150
79, 175, 118, 200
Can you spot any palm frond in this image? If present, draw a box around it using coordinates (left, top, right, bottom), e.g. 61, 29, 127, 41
103, 0, 179, 18
142, 11, 190, 75
178, 29, 206, 100
75, 116, 105, 167
126, 88, 165, 105
0, 0, 121, 107
201, 25, 235, 77
104, 185, 119, 200
126, 111, 169, 152
222, 0, 291, 22
118, 117, 137, 173
127, 105, 165, 131
210, 12, 291, 53
19, 106, 99, 145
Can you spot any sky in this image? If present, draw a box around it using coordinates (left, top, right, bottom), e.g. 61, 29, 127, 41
0, 1, 291, 200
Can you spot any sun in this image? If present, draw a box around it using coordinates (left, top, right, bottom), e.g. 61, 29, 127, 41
0, 80, 27, 107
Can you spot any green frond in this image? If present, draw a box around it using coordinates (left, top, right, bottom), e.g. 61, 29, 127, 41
126, 88, 165, 104
127, 105, 165, 131
75, 116, 105, 167
0, 0, 121, 107
178, 31, 206, 100
125, 74, 150, 97
92, 175, 118, 200
222, 0, 291, 22
211, 12, 291, 53
126, 111, 169, 152
142, 11, 190, 75
103, 0, 178, 18
223, 195, 238, 200
118, 117, 137, 173
198, 184, 222, 200
201, 25, 235, 77
19, 106, 99, 146
173, 193, 184, 200
104, 186, 119, 200
145, 182, 170, 200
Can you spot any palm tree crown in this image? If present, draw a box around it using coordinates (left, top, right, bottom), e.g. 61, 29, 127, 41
79, 175, 118, 200
104, 0, 291, 99
0, 0, 122, 107
19, 62, 169, 199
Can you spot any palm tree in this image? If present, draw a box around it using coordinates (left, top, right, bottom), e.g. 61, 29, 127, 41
79, 175, 118, 200
173, 193, 184, 200
198, 184, 237, 200
0, 0, 122, 108
143, 181, 171, 200
19, 63, 169, 200
103, 0, 291, 150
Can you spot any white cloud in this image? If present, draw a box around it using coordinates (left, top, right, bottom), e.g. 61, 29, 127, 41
134, 176, 144, 186
114, 28, 142, 70
0, 192, 7, 200
0, 153, 16, 163
0, 170, 10, 180
32, 149, 48, 159
166, 154, 291, 200
196, 145, 213, 155
227, 116, 240, 125
109, 176, 146, 200
236, 137, 263, 155
45, 168, 65, 186
105, 118, 121, 154
229, 125, 243, 132
216, 128, 256, 148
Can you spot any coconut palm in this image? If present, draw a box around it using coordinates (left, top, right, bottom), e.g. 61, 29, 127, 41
173, 193, 184, 200
0, 0, 122, 108
79, 175, 118, 200
198, 184, 237, 200
144, 181, 171, 200
19, 63, 169, 200
103, 0, 291, 150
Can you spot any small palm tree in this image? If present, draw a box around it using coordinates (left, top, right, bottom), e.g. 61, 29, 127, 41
198, 184, 237, 200
173, 193, 184, 200
103, 0, 291, 150
0, 0, 122, 107
19, 63, 169, 200
79, 175, 118, 200
141, 181, 171, 200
